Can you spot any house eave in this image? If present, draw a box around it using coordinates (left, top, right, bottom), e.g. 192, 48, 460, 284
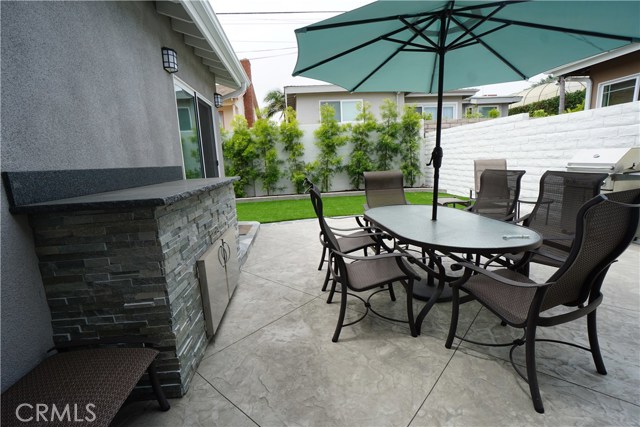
546, 43, 640, 77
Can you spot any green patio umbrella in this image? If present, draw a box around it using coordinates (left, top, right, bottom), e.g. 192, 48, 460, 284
292, 0, 639, 220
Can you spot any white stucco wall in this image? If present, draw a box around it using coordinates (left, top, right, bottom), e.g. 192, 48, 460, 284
428, 101, 640, 200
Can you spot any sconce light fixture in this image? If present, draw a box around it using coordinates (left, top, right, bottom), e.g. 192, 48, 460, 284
161, 47, 178, 73
214, 93, 223, 108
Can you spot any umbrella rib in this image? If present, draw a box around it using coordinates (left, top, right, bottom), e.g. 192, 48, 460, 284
455, 12, 639, 43
383, 37, 434, 50
451, 15, 527, 79
399, 17, 439, 50
350, 18, 437, 92
293, 16, 435, 76
446, 3, 506, 49
449, 23, 509, 50
297, 11, 440, 32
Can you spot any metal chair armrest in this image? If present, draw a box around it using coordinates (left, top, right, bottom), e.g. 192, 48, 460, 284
453, 261, 554, 289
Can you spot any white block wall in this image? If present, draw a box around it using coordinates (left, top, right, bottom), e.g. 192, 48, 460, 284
428, 101, 640, 200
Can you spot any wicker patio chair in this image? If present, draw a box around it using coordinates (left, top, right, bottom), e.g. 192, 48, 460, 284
1, 338, 169, 427
307, 182, 421, 342
467, 169, 525, 221
507, 170, 608, 274
363, 170, 408, 210
446, 188, 640, 414
439, 159, 507, 208
304, 179, 379, 292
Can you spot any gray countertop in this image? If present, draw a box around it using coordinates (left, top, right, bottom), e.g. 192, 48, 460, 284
11, 177, 238, 214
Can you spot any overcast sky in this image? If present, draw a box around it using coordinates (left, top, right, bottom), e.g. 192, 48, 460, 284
210, 0, 545, 107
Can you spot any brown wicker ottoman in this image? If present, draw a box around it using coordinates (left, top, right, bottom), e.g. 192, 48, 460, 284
1, 347, 169, 427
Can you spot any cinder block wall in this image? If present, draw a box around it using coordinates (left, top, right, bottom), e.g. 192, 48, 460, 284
426, 102, 640, 199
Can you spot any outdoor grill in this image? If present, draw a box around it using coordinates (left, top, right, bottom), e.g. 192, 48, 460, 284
566, 147, 640, 192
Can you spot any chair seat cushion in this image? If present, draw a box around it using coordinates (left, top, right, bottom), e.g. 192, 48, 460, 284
1, 347, 159, 427
461, 269, 537, 325
337, 230, 376, 253
345, 257, 413, 291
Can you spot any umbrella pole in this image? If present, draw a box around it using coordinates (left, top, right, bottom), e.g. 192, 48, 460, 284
430, 49, 446, 221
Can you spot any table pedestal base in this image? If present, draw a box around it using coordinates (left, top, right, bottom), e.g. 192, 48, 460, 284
413, 277, 452, 302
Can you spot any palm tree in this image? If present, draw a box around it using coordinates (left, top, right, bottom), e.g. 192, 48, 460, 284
263, 89, 285, 120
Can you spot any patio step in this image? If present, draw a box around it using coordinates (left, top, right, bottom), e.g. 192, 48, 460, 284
238, 221, 260, 266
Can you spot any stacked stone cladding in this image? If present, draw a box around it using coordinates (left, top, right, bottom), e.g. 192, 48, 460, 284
28, 183, 237, 398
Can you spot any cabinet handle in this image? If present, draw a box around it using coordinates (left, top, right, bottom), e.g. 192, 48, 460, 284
222, 241, 231, 264
218, 244, 225, 266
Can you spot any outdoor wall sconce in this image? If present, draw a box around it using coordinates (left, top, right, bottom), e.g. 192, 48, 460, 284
214, 93, 223, 108
161, 47, 178, 73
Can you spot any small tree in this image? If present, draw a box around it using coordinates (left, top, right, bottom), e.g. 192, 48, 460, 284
346, 102, 377, 189
280, 107, 307, 193
263, 89, 286, 120
252, 111, 282, 196
487, 108, 501, 118
398, 105, 423, 187
223, 115, 259, 197
312, 103, 347, 191
376, 98, 401, 170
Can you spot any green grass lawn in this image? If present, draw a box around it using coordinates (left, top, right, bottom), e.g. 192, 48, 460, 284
236, 192, 466, 223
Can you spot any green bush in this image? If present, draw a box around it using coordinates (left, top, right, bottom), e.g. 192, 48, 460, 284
509, 89, 585, 117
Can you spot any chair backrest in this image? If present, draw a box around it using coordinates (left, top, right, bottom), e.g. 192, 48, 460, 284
474, 159, 507, 193
542, 188, 640, 311
526, 171, 608, 250
469, 169, 525, 220
363, 170, 407, 209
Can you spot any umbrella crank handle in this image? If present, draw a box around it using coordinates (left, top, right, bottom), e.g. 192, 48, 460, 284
427, 147, 443, 168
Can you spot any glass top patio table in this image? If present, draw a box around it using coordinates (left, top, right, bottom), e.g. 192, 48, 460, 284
364, 204, 542, 255
365, 205, 543, 335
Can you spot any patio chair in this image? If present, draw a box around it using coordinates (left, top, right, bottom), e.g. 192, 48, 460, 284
446, 188, 640, 414
439, 159, 507, 208
467, 169, 525, 221
363, 170, 408, 210
304, 179, 379, 292
307, 182, 421, 342
507, 170, 608, 275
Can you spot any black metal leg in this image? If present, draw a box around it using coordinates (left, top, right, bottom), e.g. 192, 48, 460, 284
321, 263, 331, 292
445, 286, 459, 349
318, 246, 326, 270
147, 360, 170, 411
525, 325, 544, 414
332, 285, 348, 342
388, 283, 396, 301
327, 279, 337, 304
587, 310, 607, 375
405, 279, 417, 337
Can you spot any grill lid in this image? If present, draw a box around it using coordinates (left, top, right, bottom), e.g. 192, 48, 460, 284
566, 147, 640, 174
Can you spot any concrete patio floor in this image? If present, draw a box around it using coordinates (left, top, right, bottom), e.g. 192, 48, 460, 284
115, 218, 640, 426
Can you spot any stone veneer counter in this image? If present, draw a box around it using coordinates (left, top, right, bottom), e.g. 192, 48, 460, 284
21, 177, 239, 398
12, 178, 237, 214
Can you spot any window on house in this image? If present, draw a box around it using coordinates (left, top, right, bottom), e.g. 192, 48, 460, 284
320, 100, 362, 122
414, 103, 456, 120
598, 74, 640, 108
174, 80, 219, 179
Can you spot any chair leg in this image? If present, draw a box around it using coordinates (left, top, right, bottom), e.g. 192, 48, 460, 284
587, 310, 607, 375
321, 263, 331, 292
318, 246, 327, 270
332, 284, 348, 342
147, 360, 170, 411
525, 325, 544, 414
445, 287, 460, 349
327, 279, 337, 304
388, 283, 396, 301
405, 279, 417, 337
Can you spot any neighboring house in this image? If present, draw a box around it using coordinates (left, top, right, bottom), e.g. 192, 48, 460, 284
546, 43, 640, 110
1, 0, 249, 394
284, 84, 520, 125
217, 58, 259, 130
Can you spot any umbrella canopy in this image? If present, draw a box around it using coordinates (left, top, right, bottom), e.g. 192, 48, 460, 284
292, 0, 640, 220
